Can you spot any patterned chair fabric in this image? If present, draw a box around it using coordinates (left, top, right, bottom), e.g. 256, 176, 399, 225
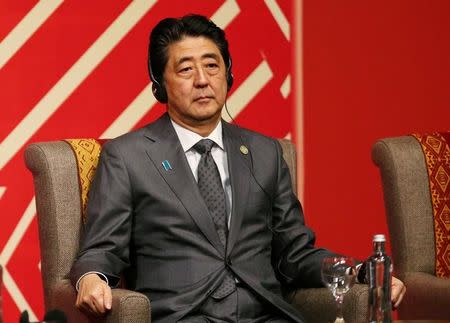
372, 134, 450, 320
411, 133, 450, 278
64, 138, 104, 224
25, 138, 368, 322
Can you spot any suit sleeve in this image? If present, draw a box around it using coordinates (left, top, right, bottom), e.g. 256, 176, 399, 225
270, 140, 337, 288
69, 142, 133, 287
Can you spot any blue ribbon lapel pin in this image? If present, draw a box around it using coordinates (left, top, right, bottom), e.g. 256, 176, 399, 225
162, 160, 173, 171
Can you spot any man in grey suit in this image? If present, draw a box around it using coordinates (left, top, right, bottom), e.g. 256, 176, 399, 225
70, 14, 405, 322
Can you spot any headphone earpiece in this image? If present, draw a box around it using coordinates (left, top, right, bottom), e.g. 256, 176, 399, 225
148, 58, 168, 103
148, 56, 233, 104
151, 79, 168, 104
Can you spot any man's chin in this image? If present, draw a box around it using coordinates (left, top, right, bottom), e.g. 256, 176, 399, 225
168, 105, 223, 127
191, 113, 221, 124
190, 106, 222, 121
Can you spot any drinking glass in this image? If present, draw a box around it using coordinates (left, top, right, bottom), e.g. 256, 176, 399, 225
321, 257, 356, 322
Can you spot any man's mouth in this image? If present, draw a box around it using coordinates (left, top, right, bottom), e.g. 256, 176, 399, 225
194, 96, 213, 102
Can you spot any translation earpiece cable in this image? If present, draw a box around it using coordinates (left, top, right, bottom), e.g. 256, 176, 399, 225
224, 100, 289, 249
224, 100, 235, 124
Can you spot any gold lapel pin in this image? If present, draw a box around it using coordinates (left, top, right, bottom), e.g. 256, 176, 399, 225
240, 145, 249, 155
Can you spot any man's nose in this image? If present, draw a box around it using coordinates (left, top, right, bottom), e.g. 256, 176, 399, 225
194, 68, 209, 87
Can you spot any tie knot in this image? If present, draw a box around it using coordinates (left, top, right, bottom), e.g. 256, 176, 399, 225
193, 139, 215, 154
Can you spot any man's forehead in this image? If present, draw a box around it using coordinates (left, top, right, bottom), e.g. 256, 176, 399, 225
167, 36, 222, 64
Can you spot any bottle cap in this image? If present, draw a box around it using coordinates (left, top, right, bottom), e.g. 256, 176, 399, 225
373, 234, 386, 242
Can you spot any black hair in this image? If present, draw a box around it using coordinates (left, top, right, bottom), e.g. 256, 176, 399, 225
148, 14, 231, 85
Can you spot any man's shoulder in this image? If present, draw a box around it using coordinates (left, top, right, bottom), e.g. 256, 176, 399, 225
224, 122, 277, 145
103, 113, 169, 151
102, 127, 146, 150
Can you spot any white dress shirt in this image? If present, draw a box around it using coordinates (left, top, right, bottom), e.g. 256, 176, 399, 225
171, 119, 232, 227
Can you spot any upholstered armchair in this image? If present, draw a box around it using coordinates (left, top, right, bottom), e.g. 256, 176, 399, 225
25, 138, 368, 322
25, 140, 150, 323
372, 134, 450, 319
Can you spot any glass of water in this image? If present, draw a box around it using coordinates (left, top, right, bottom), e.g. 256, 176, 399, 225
321, 257, 356, 322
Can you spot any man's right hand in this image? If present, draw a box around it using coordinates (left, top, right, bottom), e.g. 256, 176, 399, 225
76, 273, 112, 316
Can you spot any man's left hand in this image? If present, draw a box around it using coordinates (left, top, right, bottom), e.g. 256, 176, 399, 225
391, 276, 406, 308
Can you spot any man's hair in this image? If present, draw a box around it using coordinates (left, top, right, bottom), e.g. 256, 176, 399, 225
148, 14, 231, 84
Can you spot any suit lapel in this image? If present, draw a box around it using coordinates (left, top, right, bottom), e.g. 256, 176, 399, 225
143, 114, 224, 256
223, 122, 251, 255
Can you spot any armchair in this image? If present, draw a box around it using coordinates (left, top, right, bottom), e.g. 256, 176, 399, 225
25, 141, 150, 323
372, 134, 450, 319
24, 138, 368, 322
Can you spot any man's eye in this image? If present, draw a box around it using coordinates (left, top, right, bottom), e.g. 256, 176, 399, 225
179, 66, 192, 73
207, 63, 218, 68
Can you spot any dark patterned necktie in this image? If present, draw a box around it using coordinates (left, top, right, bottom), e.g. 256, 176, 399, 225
193, 139, 236, 299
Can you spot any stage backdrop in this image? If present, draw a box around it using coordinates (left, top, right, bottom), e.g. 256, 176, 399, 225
302, 0, 450, 258
0, 1, 297, 321
2, 0, 450, 322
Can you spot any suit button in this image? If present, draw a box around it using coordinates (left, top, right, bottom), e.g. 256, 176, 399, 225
226, 257, 232, 266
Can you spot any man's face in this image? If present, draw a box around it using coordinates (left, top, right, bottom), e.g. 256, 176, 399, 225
163, 36, 228, 132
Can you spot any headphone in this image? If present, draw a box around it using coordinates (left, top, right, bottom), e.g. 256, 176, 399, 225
148, 55, 234, 104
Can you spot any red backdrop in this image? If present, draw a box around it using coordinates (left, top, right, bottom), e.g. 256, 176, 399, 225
303, 0, 450, 258
1, 0, 450, 321
0, 1, 294, 321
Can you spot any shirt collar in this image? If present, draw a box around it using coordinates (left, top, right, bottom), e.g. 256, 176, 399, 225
170, 118, 224, 152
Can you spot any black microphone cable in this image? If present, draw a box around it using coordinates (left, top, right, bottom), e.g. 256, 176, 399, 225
223, 100, 290, 249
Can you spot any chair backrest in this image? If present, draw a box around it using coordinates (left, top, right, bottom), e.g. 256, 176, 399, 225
24, 141, 84, 309
278, 138, 297, 194
24, 138, 298, 309
372, 136, 436, 278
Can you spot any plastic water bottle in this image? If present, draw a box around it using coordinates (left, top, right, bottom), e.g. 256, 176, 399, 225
367, 234, 392, 322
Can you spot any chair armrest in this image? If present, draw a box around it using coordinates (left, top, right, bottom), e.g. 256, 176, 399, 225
287, 284, 368, 322
49, 279, 151, 323
398, 272, 450, 319
109, 288, 151, 323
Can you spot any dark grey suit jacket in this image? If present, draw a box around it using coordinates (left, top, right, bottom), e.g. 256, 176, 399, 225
70, 113, 334, 322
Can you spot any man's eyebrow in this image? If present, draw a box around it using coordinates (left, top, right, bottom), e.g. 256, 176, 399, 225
176, 53, 220, 66
201, 53, 220, 61
176, 56, 193, 66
